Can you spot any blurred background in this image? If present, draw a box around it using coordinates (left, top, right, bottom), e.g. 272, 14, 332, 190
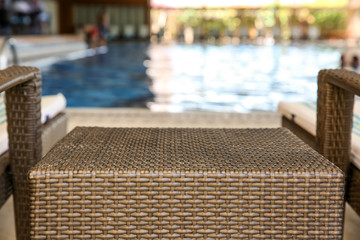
1, 0, 359, 113
3, 2, 360, 240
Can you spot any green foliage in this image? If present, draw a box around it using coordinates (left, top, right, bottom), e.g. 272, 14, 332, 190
174, 7, 348, 38
177, 9, 243, 34
224, 18, 241, 31
177, 9, 201, 27
312, 10, 347, 31
239, 10, 256, 28
276, 9, 291, 25
257, 9, 276, 28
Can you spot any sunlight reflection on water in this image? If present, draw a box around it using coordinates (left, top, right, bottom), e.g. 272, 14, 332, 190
42, 42, 341, 112
147, 42, 340, 112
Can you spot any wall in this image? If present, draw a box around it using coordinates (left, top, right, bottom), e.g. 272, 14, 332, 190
74, 4, 147, 38
55, 0, 150, 35
43, 0, 59, 34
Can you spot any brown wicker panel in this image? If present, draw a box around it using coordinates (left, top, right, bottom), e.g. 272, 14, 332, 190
30, 127, 344, 239
347, 164, 360, 214
316, 69, 354, 174
315, 69, 360, 216
0, 111, 67, 209
0, 66, 42, 240
282, 116, 360, 217
281, 116, 316, 150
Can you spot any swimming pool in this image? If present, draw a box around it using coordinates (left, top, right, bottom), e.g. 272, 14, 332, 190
41, 41, 341, 112
41, 42, 154, 108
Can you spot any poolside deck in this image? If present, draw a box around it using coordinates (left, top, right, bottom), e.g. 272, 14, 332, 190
65, 108, 281, 130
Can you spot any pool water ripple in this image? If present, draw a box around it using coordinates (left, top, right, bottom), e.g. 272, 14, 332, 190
41, 42, 340, 112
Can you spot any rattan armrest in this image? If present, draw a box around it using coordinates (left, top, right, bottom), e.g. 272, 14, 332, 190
0, 66, 40, 92
316, 69, 360, 174
0, 66, 42, 240
323, 69, 360, 96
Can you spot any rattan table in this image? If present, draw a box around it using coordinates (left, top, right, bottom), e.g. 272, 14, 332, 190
29, 127, 344, 239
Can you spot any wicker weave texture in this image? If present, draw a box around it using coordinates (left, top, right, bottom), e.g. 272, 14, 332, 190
316, 69, 360, 215
348, 163, 360, 215
30, 127, 344, 239
1, 66, 42, 240
317, 69, 354, 174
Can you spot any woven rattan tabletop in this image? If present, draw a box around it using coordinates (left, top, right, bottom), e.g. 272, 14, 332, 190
33, 127, 341, 174
29, 127, 345, 239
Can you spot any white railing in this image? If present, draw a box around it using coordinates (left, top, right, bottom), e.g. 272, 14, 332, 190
0, 36, 19, 70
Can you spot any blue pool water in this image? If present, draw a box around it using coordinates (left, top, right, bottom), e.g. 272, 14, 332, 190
42, 42, 154, 108
41, 42, 341, 112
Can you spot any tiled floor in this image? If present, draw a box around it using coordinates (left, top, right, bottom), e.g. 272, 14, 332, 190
65, 108, 282, 130
0, 108, 359, 239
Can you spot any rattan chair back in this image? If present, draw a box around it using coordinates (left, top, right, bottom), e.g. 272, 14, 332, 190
316, 69, 360, 214
0, 66, 42, 240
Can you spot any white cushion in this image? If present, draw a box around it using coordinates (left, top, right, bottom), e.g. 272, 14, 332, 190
0, 93, 7, 156
40, 94, 67, 124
